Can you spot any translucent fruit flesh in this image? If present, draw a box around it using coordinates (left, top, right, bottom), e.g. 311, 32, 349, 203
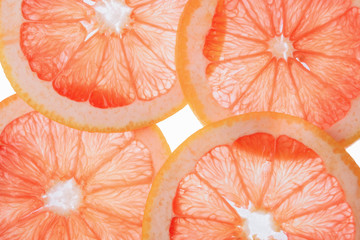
203, 0, 360, 129
171, 133, 355, 239
20, 0, 186, 109
0, 110, 162, 239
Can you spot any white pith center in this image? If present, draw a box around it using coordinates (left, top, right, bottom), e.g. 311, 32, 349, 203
228, 200, 288, 240
93, 0, 133, 34
268, 35, 293, 60
43, 179, 82, 216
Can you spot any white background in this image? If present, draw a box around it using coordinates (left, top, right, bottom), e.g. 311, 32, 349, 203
0, 64, 359, 167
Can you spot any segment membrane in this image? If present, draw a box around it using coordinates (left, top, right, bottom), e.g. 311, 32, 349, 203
294, 8, 360, 60
204, 0, 360, 129
171, 133, 354, 239
173, 173, 241, 224
22, 0, 94, 21
0, 112, 155, 239
207, 53, 272, 109
20, 22, 86, 81
20, 0, 184, 107
196, 145, 249, 208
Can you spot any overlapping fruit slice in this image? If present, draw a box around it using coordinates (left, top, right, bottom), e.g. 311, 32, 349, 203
143, 113, 360, 240
0, 0, 187, 132
177, 0, 360, 146
0, 95, 170, 239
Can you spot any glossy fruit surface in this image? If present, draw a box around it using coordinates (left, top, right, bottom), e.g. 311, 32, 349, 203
177, 0, 360, 146
143, 112, 360, 239
0, 95, 170, 239
0, 0, 187, 132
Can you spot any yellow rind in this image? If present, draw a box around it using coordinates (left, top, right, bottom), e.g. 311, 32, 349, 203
1, 94, 173, 238
149, 124, 172, 158
0, 95, 172, 176
143, 112, 360, 239
0, 54, 187, 132
176, 0, 212, 127
176, 0, 360, 146
0, 94, 17, 109
0, 0, 187, 133
340, 130, 360, 148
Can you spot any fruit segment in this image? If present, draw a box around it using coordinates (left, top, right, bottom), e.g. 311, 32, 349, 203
173, 173, 241, 224
269, 60, 304, 118
84, 140, 153, 192
282, 203, 354, 239
0, 196, 43, 235
292, 53, 360, 99
289, 59, 350, 128
133, 22, 176, 70
282, 0, 312, 37
294, 8, 360, 59
42, 216, 68, 240
123, 30, 175, 100
89, 35, 136, 108
132, 0, 188, 31
171, 133, 355, 239
290, 0, 351, 40
231, 59, 276, 114
53, 33, 108, 102
273, 173, 345, 223
232, 133, 275, 208
241, 0, 275, 37
196, 0, 360, 133
81, 207, 142, 239
211, 0, 268, 41
263, 135, 325, 209
85, 184, 150, 224
20, 22, 86, 81
76, 131, 133, 181
207, 53, 272, 109
170, 217, 244, 240
204, 28, 268, 62
0, 164, 44, 199
0, 98, 168, 240
196, 146, 249, 208
67, 213, 98, 239
22, 0, 94, 21
0, 212, 57, 239
125, 0, 151, 8
1, 113, 54, 179
49, 122, 81, 180
18, 0, 185, 109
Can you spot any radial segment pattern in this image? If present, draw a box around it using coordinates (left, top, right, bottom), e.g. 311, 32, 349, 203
203, 0, 360, 129
0, 111, 157, 239
171, 133, 355, 239
20, 0, 186, 108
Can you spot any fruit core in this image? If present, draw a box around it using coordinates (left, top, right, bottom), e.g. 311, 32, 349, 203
268, 35, 294, 60
230, 201, 287, 240
42, 178, 82, 216
92, 0, 133, 34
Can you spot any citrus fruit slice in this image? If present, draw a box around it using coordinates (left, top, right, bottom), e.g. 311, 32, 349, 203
143, 112, 360, 239
176, 0, 360, 146
0, 95, 170, 239
0, 0, 187, 132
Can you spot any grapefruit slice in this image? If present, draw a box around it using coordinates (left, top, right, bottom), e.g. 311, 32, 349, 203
0, 95, 170, 239
176, 0, 360, 146
143, 112, 360, 239
0, 0, 187, 132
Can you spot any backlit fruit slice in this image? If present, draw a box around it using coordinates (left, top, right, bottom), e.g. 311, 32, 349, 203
143, 112, 360, 240
0, 95, 170, 239
176, 0, 360, 146
0, 0, 187, 132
